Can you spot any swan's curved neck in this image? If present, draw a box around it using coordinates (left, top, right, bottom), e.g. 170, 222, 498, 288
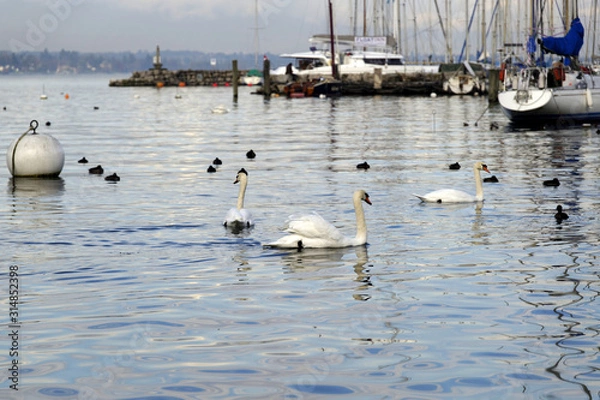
236, 176, 247, 209
473, 165, 484, 201
354, 195, 367, 243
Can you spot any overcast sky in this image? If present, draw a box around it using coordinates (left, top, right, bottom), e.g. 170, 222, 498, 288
2, 1, 597, 59
1, 0, 342, 54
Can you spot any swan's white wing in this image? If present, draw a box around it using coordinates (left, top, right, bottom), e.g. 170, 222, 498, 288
224, 208, 243, 224
413, 189, 476, 203
239, 209, 254, 226
284, 213, 345, 241
224, 208, 253, 227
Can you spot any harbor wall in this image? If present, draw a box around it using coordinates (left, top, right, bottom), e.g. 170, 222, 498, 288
109, 68, 243, 87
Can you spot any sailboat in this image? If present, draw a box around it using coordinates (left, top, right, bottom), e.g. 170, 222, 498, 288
242, 0, 264, 86
498, 0, 600, 126
40, 85, 48, 100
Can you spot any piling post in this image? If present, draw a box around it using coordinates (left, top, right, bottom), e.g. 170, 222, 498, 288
263, 58, 271, 99
232, 60, 239, 102
488, 69, 499, 103
374, 68, 382, 90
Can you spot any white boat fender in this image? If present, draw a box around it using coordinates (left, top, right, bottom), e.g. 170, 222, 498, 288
586, 88, 593, 108
6, 120, 65, 177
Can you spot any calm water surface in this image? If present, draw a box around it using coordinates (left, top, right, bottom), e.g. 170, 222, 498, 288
1, 75, 599, 399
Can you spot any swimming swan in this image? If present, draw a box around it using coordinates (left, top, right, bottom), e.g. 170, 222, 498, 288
266, 190, 371, 249
414, 161, 490, 203
223, 168, 253, 229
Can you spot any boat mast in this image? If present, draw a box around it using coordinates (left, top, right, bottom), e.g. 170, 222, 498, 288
328, 0, 339, 79
434, 0, 451, 62
413, 0, 418, 63
593, 0, 598, 62
481, 0, 486, 63
466, 0, 470, 62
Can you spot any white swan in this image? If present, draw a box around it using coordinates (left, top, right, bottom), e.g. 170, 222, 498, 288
223, 168, 254, 229
413, 161, 490, 203
265, 190, 371, 249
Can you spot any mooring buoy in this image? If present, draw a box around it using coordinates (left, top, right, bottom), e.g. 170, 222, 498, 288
6, 120, 65, 177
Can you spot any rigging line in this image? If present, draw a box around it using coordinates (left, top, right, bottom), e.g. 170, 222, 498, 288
458, 0, 480, 62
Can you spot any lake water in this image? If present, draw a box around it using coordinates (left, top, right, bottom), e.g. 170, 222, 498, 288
1, 74, 599, 399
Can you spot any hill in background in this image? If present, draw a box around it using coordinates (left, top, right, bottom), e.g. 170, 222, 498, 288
0, 49, 286, 74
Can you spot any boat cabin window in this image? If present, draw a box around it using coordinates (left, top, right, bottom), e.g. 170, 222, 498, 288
298, 59, 325, 70
364, 58, 404, 66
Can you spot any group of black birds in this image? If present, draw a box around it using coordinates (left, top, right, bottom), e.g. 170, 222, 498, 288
78, 157, 120, 182
447, 161, 568, 223
207, 149, 256, 173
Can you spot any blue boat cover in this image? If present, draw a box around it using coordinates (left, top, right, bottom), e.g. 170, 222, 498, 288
541, 17, 584, 57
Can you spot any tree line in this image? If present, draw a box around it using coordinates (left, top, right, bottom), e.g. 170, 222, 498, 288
0, 49, 276, 74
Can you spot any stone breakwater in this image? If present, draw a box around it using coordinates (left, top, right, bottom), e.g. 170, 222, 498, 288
109, 69, 245, 87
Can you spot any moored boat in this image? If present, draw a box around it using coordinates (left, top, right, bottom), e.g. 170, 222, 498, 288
498, 4, 599, 126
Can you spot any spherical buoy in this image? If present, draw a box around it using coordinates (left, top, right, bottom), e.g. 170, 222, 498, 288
430, 92, 437, 98
6, 120, 65, 177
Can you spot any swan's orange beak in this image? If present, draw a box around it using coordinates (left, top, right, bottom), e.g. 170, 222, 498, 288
364, 197, 372, 205
482, 165, 490, 173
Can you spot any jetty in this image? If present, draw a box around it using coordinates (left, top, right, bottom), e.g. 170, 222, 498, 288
109, 46, 488, 97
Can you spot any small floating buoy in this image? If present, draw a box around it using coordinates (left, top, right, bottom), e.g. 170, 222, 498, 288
207, 165, 217, 173
105, 173, 120, 182
211, 105, 229, 114
45, 121, 51, 126
430, 92, 437, 98
78, 157, 88, 164
6, 120, 64, 177
64, 93, 70, 100
246, 149, 256, 159
212, 157, 222, 165
356, 161, 370, 170
449, 162, 461, 170
93, 106, 99, 110
88, 165, 104, 174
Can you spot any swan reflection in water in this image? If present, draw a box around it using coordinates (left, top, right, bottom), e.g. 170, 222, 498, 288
277, 245, 372, 300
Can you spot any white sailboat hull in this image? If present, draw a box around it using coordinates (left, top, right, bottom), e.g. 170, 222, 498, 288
499, 87, 600, 124
499, 68, 600, 125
